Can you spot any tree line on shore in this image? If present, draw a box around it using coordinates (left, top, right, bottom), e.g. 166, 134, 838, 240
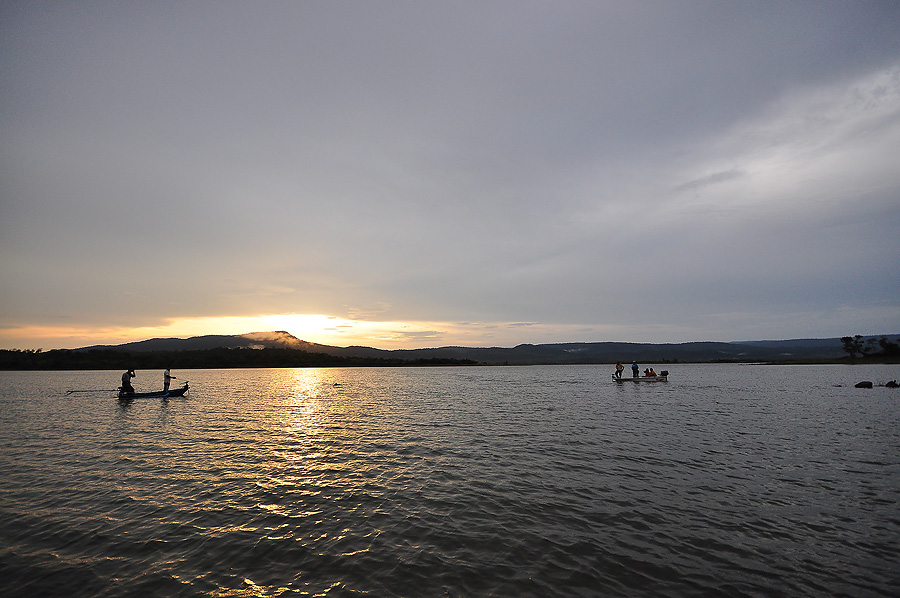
3, 334, 898, 370
0, 347, 477, 370
840, 335, 900, 360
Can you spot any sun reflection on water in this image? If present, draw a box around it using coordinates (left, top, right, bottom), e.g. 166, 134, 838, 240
282, 368, 324, 431
259, 368, 358, 499
241, 366, 400, 574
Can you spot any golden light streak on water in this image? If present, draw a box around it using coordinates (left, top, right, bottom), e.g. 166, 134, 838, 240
1, 366, 899, 596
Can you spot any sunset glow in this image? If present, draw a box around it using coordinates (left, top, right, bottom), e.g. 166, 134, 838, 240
2, 3, 898, 353
4, 305, 900, 352
0, 315, 398, 351
0, 314, 632, 351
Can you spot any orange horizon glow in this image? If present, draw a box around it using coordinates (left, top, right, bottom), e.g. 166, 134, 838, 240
0, 314, 510, 351
2, 312, 749, 351
0, 313, 649, 352
0, 314, 420, 350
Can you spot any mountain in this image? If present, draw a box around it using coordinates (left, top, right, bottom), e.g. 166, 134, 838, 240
73, 331, 898, 364
79, 331, 322, 352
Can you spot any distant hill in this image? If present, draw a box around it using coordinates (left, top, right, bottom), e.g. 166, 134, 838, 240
3, 331, 479, 370
78, 331, 319, 352
70, 331, 900, 364
328, 339, 850, 364
2, 331, 895, 370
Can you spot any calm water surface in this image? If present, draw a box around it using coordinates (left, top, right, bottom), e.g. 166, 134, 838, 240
1, 364, 898, 597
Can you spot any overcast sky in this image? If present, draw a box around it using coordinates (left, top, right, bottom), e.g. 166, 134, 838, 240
2, 1, 899, 350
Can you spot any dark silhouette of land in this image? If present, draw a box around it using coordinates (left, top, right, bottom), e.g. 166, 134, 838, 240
2, 331, 898, 370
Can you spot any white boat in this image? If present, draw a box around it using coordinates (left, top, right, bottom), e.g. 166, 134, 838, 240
613, 371, 668, 383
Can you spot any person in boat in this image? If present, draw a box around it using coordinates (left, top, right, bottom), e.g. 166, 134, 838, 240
644, 368, 651, 376
615, 361, 624, 379
121, 369, 136, 394
632, 361, 639, 378
648, 367, 657, 377
163, 368, 176, 392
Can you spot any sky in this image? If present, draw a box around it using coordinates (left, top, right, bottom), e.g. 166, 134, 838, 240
2, 1, 899, 351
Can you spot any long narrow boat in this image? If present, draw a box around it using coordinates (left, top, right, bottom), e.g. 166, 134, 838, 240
118, 382, 189, 399
613, 371, 668, 383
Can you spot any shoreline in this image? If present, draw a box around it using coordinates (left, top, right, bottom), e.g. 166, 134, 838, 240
1, 357, 898, 371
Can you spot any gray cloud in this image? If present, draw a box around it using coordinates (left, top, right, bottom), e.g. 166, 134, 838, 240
676, 170, 746, 192
2, 1, 899, 347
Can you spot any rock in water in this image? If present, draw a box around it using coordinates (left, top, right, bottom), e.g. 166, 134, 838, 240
855, 381, 874, 389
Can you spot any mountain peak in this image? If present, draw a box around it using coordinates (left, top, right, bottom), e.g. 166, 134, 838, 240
77, 331, 315, 352
240, 331, 304, 348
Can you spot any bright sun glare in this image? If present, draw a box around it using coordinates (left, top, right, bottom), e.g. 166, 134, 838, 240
159, 314, 382, 346
135, 313, 445, 349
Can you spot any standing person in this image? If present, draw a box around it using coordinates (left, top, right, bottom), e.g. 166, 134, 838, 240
631, 361, 639, 378
615, 361, 624, 379
121, 369, 136, 394
164, 368, 176, 392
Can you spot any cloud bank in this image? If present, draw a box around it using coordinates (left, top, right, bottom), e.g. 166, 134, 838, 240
2, 2, 898, 349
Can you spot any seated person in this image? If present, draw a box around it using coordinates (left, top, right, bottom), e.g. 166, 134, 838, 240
121, 368, 136, 393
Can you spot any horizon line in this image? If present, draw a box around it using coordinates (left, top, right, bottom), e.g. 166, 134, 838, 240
6, 330, 897, 354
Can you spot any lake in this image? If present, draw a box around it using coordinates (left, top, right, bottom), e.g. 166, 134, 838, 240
1, 364, 898, 597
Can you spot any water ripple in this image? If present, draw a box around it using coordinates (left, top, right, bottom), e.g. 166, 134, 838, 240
1, 365, 899, 596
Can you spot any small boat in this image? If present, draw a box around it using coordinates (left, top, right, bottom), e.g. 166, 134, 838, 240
613, 371, 668, 383
118, 382, 189, 399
